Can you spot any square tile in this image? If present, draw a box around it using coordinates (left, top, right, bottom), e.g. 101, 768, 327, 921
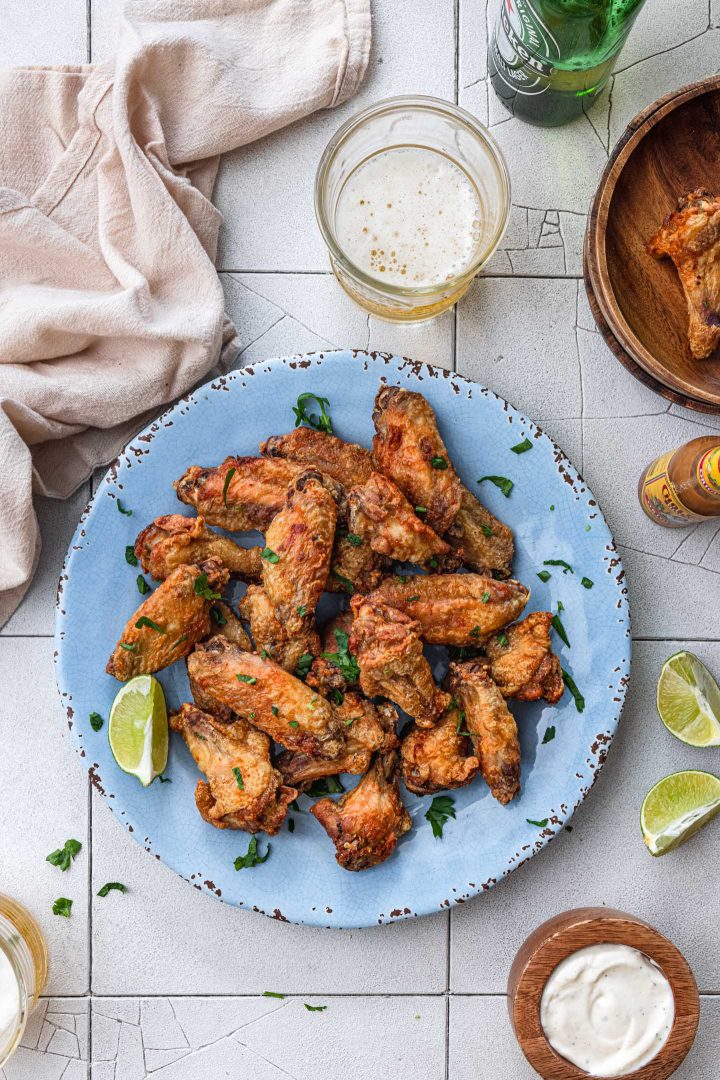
0, 0, 86, 66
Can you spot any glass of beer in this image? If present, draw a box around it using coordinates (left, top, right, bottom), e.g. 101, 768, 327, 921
315, 96, 510, 321
0, 895, 48, 1067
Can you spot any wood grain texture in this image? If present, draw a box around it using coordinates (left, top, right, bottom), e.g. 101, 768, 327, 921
507, 907, 699, 1080
585, 75, 720, 410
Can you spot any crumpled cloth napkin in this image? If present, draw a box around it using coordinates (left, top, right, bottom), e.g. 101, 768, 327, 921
0, 0, 371, 627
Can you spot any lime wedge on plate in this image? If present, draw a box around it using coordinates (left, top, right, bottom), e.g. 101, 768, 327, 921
641, 770, 720, 856
657, 651, 720, 746
108, 675, 168, 786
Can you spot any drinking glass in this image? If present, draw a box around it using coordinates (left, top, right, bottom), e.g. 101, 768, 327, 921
0, 895, 48, 1067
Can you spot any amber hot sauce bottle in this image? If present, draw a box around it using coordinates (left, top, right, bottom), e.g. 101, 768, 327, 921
639, 436, 720, 527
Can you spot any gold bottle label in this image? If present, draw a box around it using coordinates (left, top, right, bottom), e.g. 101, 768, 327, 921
640, 450, 707, 526
696, 446, 720, 495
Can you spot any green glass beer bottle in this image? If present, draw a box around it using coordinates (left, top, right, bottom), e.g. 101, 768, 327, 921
488, 0, 647, 126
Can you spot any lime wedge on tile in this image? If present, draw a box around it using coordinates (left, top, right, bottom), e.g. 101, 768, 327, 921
657, 651, 720, 747
108, 675, 168, 786
640, 771, 720, 856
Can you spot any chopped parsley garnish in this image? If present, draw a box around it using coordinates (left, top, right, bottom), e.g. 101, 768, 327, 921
288, 720, 299, 729
581, 577, 594, 589
119, 642, 136, 652
551, 601, 570, 648
330, 688, 344, 705
125, 545, 138, 566
447, 644, 485, 661
263, 991, 285, 999
478, 475, 513, 498
345, 533, 363, 547
261, 547, 280, 564
271, 706, 279, 717
304, 1004, 327, 1012
395, 574, 409, 585
296, 653, 313, 679
89, 712, 104, 732
261, 649, 269, 660
345, 715, 361, 726
537, 570, 551, 583
52, 897, 72, 917
469, 626, 482, 638
430, 455, 448, 470
171, 634, 188, 650
550, 504, 555, 511
510, 437, 533, 454
481, 591, 490, 603
544, 559, 574, 575
496, 632, 509, 647
321, 628, 360, 682
562, 669, 585, 713
116, 499, 132, 516
293, 392, 333, 434
415, 506, 427, 514
527, 818, 549, 828
136, 575, 150, 595
585, 524, 591, 532
306, 776, 344, 797
455, 710, 468, 736
288, 818, 295, 833
428, 557, 438, 569
296, 604, 307, 617
249, 712, 256, 720
236, 674, 257, 685
289, 800, 301, 812
234, 837, 271, 870
331, 568, 354, 593
407, 595, 420, 602
135, 616, 165, 633
194, 572, 221, 600
481, 524, 493, 537
542, 727, 556, 744
46, 839, 82, 872
425, 795, 455, 839
222, 466, 236, 506
97, 882, 127, 897
210, 604, 227, 626
233, 767, 244, 790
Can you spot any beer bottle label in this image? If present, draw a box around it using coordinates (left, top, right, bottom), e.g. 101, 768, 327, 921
640, 451, 707, 526
696, 445, 720, 495
491, 0, 560, 98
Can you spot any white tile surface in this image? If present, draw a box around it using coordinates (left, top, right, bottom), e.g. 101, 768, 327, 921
6, 1, 720, 1077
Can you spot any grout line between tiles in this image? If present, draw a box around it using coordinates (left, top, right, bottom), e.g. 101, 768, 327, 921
86, 0, 92, 63
41, 990, 720, 999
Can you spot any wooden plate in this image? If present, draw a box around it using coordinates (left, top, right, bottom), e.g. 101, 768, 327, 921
508, 907, 700, 1080
585, 75, 720, 409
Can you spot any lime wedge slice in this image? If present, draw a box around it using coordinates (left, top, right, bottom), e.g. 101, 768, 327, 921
108, 675, 168, 787
657, 650, 720, 747
641, 770, 720, 856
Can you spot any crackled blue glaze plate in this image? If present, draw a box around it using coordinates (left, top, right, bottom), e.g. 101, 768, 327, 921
55, 350, 630, 928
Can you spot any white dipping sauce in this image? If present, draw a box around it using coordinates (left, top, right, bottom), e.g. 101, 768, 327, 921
334, 147, 484, 287
540, 944, 674, 1077
0, 948, 20, 1051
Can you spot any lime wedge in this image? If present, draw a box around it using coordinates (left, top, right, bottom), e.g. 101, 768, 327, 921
108, 675, 168, 787
641, 770, 720, 856
657, 651, 720, 747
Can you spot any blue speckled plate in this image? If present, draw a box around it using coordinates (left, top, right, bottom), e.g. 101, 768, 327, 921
55, 351, 630, 928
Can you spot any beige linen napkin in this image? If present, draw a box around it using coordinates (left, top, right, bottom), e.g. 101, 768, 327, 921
0, 0, 371, 627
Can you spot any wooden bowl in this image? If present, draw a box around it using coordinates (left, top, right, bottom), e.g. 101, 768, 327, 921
585, 75, 720, 410
508, 907, 700, 1080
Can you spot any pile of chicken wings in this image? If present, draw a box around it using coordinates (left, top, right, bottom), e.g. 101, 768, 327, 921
106, 385, 564, 872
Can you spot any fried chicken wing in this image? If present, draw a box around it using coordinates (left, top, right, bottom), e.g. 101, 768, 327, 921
306, 610, 357, 697
170, 703, 296, 834
648, 189, 720, 359
348, 472, 462, 571
372, 385, 462, 536
174, 455, 307, 531
445, 661, 520, 805
368, 573, 530, 646
401, 705, 480, 795
277, 694, 398, 791
260, 427, 374, 489
350, 596, 450, 727
187, 637, 345, 758
106, 559, 229, 681
238, 585, 320, 674
262, 469, 337, 636
445, 486, 514, 578
135, 514, 262, 582
310, 750, 411, 871
206, 601, 252, 652
485, 611, 563, 704
327, 532, 385, 596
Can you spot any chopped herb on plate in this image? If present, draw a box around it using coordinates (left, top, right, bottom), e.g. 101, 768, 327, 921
234, 837, 271, 870
542, 726, 556, 744
194, 572, 221, 600
510, 437, 533, 454
551, 601, 570, 648
89, 712, 104, 732
233, 767, 244, 790
478, 475, 513, 498
562, 669, 585, 713
321, 628, 360, 682
527, 818, 549, 828
581, 577, 594, 589
425, 795, 455, 839
261, 547, 280, 564
125, 545, 138, 566
222, 466, 236, 506
544, 559, 573, 574
293, 392, 333, 434
537, 570, 551, 583
135, 616, 165, 633
210, 604, 227, 626
136, 575, 150, 595
236, 674, 257, 685
116, 499, 132, 516
430, 455, 447, 470
304, 1003, 327, 1012
296, 654, 313, 679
